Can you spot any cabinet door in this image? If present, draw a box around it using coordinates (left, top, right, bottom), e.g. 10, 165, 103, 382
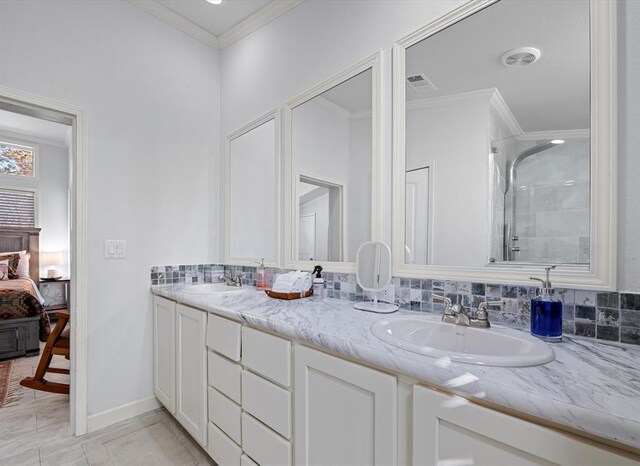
413, 385, 640, 466
294, 345, 397, 466
153, 296, 175, 413
176, 304, 208, 447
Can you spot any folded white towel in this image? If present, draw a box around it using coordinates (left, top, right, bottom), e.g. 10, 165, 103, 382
272, 271, 312, 294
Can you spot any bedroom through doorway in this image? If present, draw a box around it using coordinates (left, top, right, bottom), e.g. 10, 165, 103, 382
0, 88, 87, 438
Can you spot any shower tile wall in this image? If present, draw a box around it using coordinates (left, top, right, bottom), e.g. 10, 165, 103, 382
509, 138, 590, 263
151, 262, 640, 346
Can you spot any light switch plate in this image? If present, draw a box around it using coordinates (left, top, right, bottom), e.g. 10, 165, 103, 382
104, 240, 127, 259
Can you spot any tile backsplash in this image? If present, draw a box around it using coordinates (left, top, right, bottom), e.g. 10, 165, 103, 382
150, 263, 640, 346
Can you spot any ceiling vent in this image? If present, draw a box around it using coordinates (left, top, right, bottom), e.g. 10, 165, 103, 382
501, 47, 541, 67
406, 73, 436, 93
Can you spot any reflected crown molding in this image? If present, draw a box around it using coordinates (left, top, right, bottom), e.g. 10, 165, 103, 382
516, 129, 591, 141
313, 96, 352, 120
406, 87, 523, 137
313, 96, 373, 122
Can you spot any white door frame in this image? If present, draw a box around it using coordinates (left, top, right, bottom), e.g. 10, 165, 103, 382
0, 84, 88, 435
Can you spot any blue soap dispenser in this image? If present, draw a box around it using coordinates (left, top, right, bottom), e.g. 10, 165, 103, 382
529, 266, 562, 342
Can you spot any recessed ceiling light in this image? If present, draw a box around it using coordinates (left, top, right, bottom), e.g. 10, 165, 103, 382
206, 0, 223, 4
551, 139, 565, 144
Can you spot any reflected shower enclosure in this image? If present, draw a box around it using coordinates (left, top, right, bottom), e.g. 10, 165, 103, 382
490, 137, 590, 265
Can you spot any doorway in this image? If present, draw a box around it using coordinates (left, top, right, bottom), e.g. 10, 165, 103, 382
0, 85, 88, 435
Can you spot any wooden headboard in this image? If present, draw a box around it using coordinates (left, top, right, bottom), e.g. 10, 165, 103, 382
0, 227, 41, 283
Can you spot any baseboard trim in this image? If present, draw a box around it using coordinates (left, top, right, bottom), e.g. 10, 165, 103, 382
87, 395, 161, 433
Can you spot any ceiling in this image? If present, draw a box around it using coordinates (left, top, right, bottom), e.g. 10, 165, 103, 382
320, 68, 373, 115
0, 109, 70, 147
157, 0, 271, 36
406, 0, 590, 133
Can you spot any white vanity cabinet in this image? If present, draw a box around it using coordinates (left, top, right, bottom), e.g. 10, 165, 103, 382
153, 296, 176, 413
153, 297, 208, 447
154, 295, 639, 465
294, 345, 398, 466
241, 327, 293, 466
206, 313, 243, 465
175, 303, 208, 447
412, 385, 640, 466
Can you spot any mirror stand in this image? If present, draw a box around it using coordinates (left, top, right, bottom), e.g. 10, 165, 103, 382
353, 241, 399, 314
353, 297, 399, 314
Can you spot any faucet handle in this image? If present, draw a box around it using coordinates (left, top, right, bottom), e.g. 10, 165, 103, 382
432, 295, 454, 313
477, 300, 504, 321
432, 294, 452, 305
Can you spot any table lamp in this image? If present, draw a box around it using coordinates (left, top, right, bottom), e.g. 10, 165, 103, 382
42, 252, 64, 278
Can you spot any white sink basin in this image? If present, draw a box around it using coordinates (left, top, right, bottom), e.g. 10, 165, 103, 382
182, 283, 245, 295
370, 315, 555, 367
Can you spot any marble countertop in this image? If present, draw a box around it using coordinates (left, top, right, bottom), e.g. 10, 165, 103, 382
152, 284, 640, 451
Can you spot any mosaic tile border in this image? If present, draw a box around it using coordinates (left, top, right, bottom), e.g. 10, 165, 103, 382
151, 263, 640, 346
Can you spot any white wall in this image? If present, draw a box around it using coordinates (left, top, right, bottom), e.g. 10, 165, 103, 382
348, 116, 372, 262
229, 119, 276, 263
618, 0, 640, 291
405, 100, 490, 267
219, 0, 468, 259
0, 0, 220, 416
0, 133, 70, 275
293, 100, 350, 187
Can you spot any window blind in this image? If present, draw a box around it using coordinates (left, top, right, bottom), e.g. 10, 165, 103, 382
0, 188, 35, 227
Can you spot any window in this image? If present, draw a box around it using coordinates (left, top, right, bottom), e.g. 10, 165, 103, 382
0, 188, 36, 227
0, 140, 35, 177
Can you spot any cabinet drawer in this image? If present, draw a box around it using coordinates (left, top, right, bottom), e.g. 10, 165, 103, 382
208, 422, 241, 466
242, 413, 292, 466
242, 370, 291, 439
208, 350, 241, 403
206, 313, 241, 361
241, 454, 259, 466
208, 387, 241, 444
242, 327, 291, 387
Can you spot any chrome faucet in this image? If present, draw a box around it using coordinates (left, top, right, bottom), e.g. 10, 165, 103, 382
220, 271, 243, 287
433, 295, 504, 328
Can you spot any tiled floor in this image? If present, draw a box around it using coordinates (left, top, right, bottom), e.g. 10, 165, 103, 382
0, 351, 213, 465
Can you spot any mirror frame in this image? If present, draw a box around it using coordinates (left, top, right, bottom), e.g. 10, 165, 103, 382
392, 0, 617, 290
284, 51, 382, 273
225, 108, 281, 268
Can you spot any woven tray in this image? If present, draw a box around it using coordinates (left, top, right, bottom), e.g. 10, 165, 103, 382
265, 288, 313, 300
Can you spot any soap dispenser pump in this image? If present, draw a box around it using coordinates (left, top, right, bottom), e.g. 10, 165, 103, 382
255, 258, 267, 291
529, 265, 563, 342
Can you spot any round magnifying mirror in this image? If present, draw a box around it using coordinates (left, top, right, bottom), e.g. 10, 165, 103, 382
353, 241, 399, 314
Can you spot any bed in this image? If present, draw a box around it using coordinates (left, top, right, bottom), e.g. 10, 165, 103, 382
0, 227, 50, 360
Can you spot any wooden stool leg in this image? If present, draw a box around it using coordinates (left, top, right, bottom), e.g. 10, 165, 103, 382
20, 312, 70, 395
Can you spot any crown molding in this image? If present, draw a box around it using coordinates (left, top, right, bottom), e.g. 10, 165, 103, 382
312, 96, 352, 120
516, 128, 590, 141
406, 87, 496, 111
129, 0, 219, 49
218, 0, 303, 49
406, 87, 524, 136
488, 88, 523, 136
350, 109, 372, 121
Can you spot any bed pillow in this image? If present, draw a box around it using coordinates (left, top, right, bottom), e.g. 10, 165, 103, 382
0, 260, 10, 281
1, 250, 30, 279
0, 253, 20, 279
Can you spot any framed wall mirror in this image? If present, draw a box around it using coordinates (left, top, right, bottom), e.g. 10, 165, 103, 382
285, 52, 381, 273
225, 109, 280, 267
392, 0, 616, 289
